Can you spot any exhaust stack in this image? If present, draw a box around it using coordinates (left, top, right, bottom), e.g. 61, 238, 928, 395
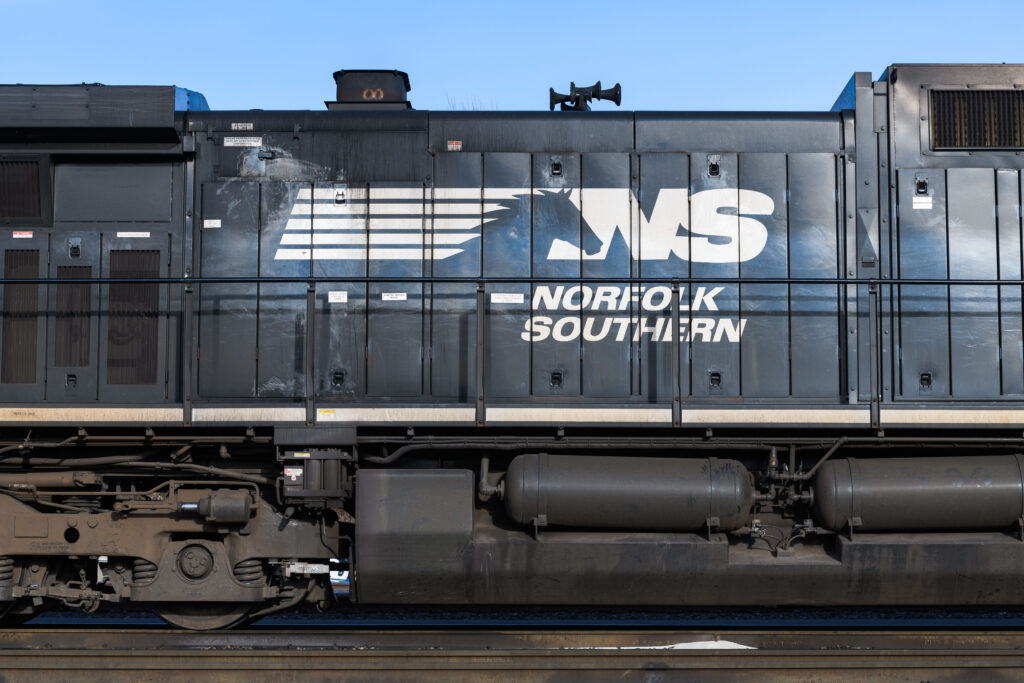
327, 70, 411, 110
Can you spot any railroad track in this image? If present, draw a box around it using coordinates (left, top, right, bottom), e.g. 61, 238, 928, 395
0, 628, 1022, 681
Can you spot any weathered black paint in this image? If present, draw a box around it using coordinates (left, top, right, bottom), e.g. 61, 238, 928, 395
5, 66, 1024, 616
3, 67, 1024, 413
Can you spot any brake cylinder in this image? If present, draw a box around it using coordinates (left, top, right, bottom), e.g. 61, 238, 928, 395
813, 455, 1024, 531
503, 454, 752, 531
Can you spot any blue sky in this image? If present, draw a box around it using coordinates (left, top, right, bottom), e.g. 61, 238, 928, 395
2, 0, 1022, 112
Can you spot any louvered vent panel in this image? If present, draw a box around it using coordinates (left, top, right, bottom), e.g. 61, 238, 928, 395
0, 161, 42, 219
931, 89, 1024, 149
55, 266, 91, 367
1, 250, 38, 383
107, 250, 159, 385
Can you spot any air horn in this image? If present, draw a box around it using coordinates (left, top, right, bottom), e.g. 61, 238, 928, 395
549, 81, 622, 111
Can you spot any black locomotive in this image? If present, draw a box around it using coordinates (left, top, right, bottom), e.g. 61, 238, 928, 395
2, 65, 1024, 628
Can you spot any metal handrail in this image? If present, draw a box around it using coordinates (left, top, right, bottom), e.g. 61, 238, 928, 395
1, 272, 1016, 429
0, 276, 1020, 285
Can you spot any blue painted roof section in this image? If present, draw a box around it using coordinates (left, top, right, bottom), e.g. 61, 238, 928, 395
174, 87, 210, 111
830, 74, 856, 112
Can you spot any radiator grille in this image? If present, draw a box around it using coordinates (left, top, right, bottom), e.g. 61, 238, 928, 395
931, 89, 1024, 149
55, 266, 91, 367
0, 160, 42, 219
1, 250, 38, 383
107, 250, 159, 385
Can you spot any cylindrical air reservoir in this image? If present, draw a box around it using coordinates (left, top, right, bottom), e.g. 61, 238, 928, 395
503, 454, 752, 531
813, 455, 1024, 531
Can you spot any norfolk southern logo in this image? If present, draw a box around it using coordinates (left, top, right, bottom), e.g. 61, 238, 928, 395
272, 186, 774, 263
269, 186, 774, 344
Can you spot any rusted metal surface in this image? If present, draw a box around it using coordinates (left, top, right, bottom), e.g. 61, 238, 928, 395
0, 629, 1021, 681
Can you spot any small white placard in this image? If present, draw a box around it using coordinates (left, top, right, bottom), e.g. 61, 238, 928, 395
328, 290, 348, 303
382, 292, 407, 301
491, 292, 524, 304
116, 231, 150, 238
223, 136, 262, 147
12, 231, 32, 239
230, 122, 254, 131
203, 219, 222, 229
912, 196, 933, 210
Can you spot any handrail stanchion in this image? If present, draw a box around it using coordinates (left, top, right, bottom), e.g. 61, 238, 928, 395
671, 281, 681, 428
476, 282, 486, 426
306, 281, 316, 425
182, 280, 194, 427
868, 282, 880, 430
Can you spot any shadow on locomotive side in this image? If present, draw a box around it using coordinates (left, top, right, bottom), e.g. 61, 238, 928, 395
2, 65, 1024, 629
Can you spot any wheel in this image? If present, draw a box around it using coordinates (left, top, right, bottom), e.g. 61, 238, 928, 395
152, 603, 255, 630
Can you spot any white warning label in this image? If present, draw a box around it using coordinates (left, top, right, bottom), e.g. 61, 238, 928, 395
203, 219, 222, 229
491, 292, 525, 304
328, 290, 348, 303
230, 122, 254, 131
382, 292, 407, 301
224, 136, 262, 147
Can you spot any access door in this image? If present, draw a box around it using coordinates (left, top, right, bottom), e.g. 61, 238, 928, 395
46, 232, 100, 402
98, 231, 171, 403
0, 231, 46, 402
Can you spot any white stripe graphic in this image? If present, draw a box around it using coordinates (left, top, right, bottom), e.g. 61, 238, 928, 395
275, 248, 464, 260
275, 186, 532, 261
280, 233, 481, 246
286, 218, 494, 230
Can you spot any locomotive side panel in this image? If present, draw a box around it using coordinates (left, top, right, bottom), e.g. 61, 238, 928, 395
580, 151, 632, 399
946, 168, 999, 399
788, 153, 842, 398
431, 153, 481, 401
198, 180, 258, 399
997, 169, 1024, 396
637, 153, 690, 401
738, 152, 790, 398
0, 231, 46, 402
482, 153, 531, 398
185, 110, 853, 416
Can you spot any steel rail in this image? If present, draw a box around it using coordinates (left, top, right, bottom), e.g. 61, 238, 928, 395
0, 628, 1021, 680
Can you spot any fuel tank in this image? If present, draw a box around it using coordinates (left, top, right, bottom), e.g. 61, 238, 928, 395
503, 454, 752, 531
813, 455, 1024, 531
